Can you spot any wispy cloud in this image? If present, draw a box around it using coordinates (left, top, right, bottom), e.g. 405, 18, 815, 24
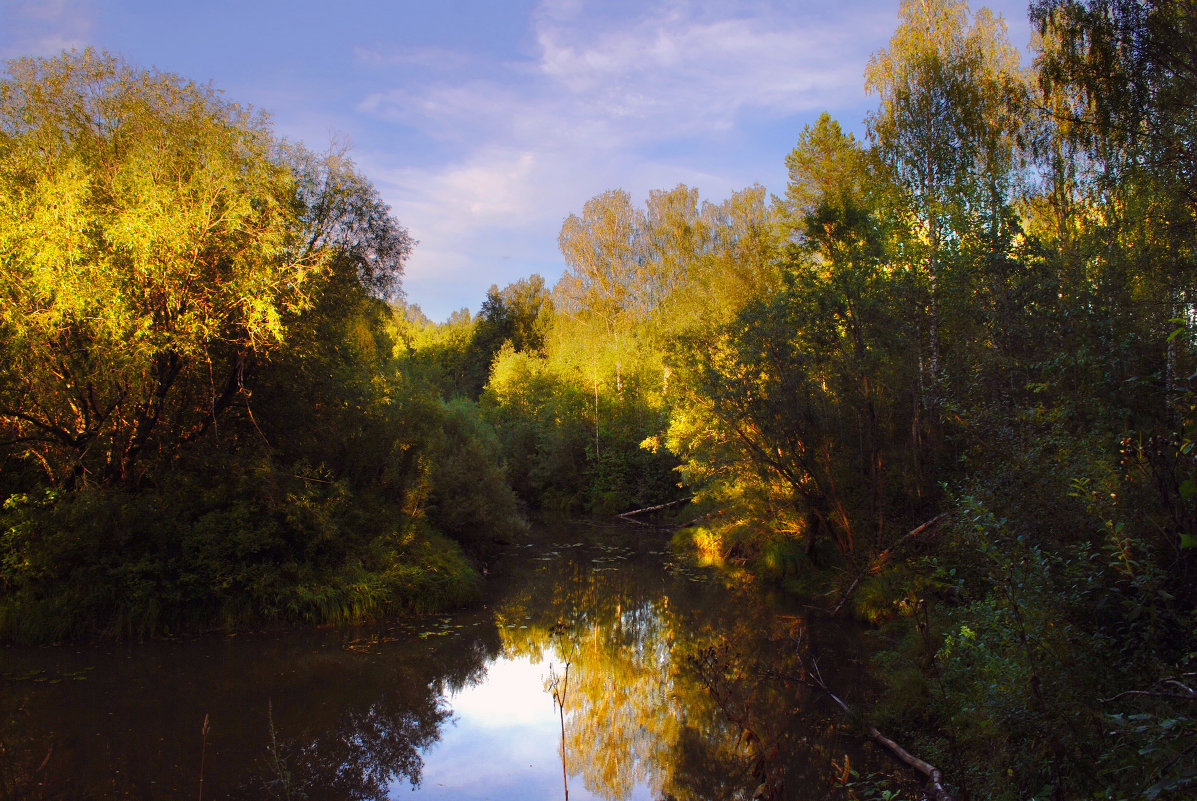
355, 0, 899, 316
364, 0, 888, 150
531, 0, 884, 133
0, 0, 94, 59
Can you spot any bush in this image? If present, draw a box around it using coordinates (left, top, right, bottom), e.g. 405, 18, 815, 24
0, 451, 481, 642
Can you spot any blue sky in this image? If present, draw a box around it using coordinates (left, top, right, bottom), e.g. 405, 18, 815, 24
1, 0, 1034, 321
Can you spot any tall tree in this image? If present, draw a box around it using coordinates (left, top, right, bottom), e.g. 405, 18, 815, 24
691, 185, 780, 324
670, 117, 920, 558
865, 0, 1026, 403
1033, 0, 1197, 206
0, 51, 410, 486
784, 113, 869, 224
642, 184, 708, 316
1033, 0, 1197, 408
556, 189, 646, 335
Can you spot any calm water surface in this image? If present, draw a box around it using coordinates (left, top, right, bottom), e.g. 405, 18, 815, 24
0, 526, 882, 800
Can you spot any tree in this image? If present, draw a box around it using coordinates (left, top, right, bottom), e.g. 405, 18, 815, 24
865, 0, 1026, 402
1033, 0, 1197, 409
459, 275, 554, 397
783, 113, 868, 225
477, 275, 552, 356
556, 189, 645, 335
1032, 0, 1197, 207
685, 185, 781, 326
642, 184, 708, 315
0, 50, 410, 486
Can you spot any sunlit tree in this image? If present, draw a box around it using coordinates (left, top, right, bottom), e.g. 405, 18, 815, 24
0, 50, 410, 486
865, 0, 1026, 401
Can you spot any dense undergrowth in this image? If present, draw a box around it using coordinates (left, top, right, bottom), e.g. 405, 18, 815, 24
0, 456, 482, 641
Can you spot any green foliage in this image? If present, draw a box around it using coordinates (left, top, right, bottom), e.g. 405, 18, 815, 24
3, 13, 1197, 801
424, 397, 527, 550
0, 50, 410, 487
481, 346, 592, 513
0, 51, 524, 642
0, 457, 480, 641
650, 4, 1197, 799
394, 305, 480, 399
1104, 705, 1197, 801
667, 156, 924, 562
480, 336, 679, 517
927, 501, 1089, 798
459, 276, 554, 397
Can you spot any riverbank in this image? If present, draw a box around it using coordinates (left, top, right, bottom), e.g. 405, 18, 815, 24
0, 469, 484, 644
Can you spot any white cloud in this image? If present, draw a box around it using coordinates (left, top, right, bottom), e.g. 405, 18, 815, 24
354, 0, 898, 316
533, 7, 875, 125
0, 0, 93, 59
364, 0, 888, 150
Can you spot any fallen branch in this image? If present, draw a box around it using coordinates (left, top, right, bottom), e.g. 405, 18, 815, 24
36, 743, 53, 773
616, 496, 692, 519
830, 514, 948, 617
1101, 673, 1197, 704
829, 576, 861, 617
871, 513, 948, 572
808, 660, 957, 801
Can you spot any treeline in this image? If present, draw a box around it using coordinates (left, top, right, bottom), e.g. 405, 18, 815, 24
0, 51, 527, 640
2, 0, 1196, 796
415, 0, 1193, 798
395, 184, 774, 518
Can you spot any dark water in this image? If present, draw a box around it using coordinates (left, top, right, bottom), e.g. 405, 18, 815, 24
0, 526, 883, 800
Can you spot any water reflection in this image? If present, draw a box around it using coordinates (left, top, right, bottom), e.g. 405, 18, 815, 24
0, 609, 500, 800
0, 528, 880, 800
495, 534, 874, 801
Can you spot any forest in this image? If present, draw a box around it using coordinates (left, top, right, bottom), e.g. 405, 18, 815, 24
1, 0, 1195, 799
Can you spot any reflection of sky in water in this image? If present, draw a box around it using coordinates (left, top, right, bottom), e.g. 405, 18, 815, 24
0, 533, 876, 800
401, 654, 654, 801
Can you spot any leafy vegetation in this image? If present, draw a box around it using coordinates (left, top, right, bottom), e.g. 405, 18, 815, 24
0, 51, 511, 639
3, 2, 1197, 797
476, 1, 1197, 797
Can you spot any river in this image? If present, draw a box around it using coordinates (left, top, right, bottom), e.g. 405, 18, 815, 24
0, 525, 885, 800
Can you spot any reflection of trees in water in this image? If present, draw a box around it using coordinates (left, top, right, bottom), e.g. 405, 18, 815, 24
497, 539, 872, 801
251, 629, 499, 801
257, 696, 450, 801
564, 598, 672, 798
501, 545, 681, 799
0, 536, 874, 800
0, 618, 500, 800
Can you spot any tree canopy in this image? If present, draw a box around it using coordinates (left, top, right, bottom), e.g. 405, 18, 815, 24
0, 50, 409, 486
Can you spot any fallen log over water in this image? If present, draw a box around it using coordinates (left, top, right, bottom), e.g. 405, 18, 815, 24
808, 660, 957, 801
831, 513, 948, 616
615, 496, 692, 520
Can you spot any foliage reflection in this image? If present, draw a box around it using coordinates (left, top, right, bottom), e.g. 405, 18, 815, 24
495, 533, 877, 801
0, 531, 876, 800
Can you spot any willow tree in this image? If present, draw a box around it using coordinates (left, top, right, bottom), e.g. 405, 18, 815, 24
0, 50, 409, 486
